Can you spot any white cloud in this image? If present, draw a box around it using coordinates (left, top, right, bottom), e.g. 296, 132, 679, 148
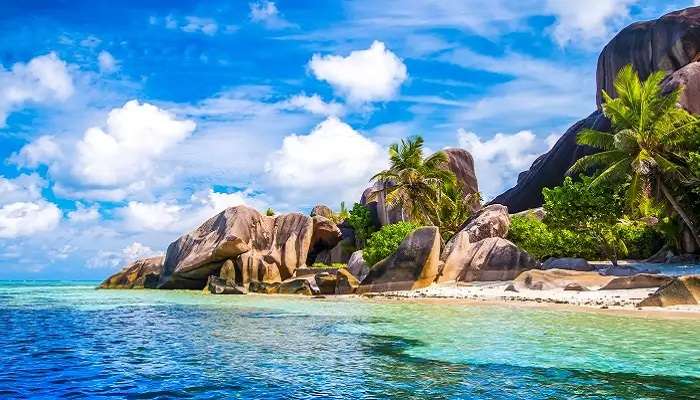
72, 100, 195, 189
118, 188, 266, 233
9, 135, 62, 168
545, 0, 637, 47
182, 16, 218, 35
121, 242, 162, 262
0, 201, 61, 238
457, 129, 551, 199
0, 173, 46, 203
249, 1, 294, 29
88, 242, 162, 269
265, 117, 386, 205
98, 51, 118, 73
67, 203, 100, 223
309, 41, 407, 103
281, 94, 344, 116
0, 52, 74, 127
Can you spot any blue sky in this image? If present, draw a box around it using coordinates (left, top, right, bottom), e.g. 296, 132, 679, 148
0, 0, 694, 279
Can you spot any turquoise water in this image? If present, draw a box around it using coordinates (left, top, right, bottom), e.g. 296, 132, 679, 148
1, 281, 699, 399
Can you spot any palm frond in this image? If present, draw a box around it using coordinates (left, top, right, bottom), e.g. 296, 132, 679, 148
567, 150, 628, 175
576, 129, 615, 150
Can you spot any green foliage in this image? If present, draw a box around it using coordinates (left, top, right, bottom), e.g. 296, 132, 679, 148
615, 220, 664, 259
347, 203, 376, 248
569, 64, 700, 247
508, 215, 598, 261
432, 180, 481, 241
265, 208, 275, 216
311, 262, 347, 269
329, 201, 351, 224
543, 176, 627, 262
370, 135, 456, 225
363, 221, 419, 267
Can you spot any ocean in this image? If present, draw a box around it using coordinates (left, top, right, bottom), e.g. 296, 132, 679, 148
1, 281, 698, 399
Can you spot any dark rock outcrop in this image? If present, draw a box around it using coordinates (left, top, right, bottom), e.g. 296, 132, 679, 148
491, 111, 610, 213
597, 7, 700, 108
542, 257, 593, 272
638, 275, 700, 306
357, 227, 441, 293
307, 216, 343, 264
100, 256, 164, 289
438, 237, 539, 283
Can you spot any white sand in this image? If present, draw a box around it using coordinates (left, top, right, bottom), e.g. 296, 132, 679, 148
364, 281, 700, 315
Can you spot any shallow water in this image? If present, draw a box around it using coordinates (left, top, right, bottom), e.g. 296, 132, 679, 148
1, 281, 699, 399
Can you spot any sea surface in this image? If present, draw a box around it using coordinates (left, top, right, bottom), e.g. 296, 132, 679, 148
1, 281, 699, 399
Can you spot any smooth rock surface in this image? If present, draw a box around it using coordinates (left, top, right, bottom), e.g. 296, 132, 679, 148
446, 204, 510, 248
314, 272, 337, 295
346, 250, 370, 281
278, 277, 317, 296
206, 276, 247, 295
514, 269, 614, 291
357, 227, 441, 293
638, 275, 700, 307
439, 237, 539, 283
443, 148, 479, 200
600, 274, 674, 290
310, 204, 334, 219
335, 268, 360, 294
100, 256, 164, 289
158, 206, 314, 289
543, 258, 593, 271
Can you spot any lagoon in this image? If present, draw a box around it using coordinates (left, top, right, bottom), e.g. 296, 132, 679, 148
1, 281, 698, 399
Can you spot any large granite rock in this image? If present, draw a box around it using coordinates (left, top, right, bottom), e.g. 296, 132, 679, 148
493, 6, 700, 213
514, 269, 614, 291
638, 275, 700, 307
542, 257, 593, 272
347, 250, 370, 281
335, 268, 360, 294
310, 204, 334, 219
490, 111, 610, 213
314, 271, 337, 295
663, 61, 700, 114
206, 276, 247, 295
446, 204, 510, 246
100, 256, 164, 289
443, 148, 479, 198
361, 180, 405, 227
600, 274, 674, 290
597, 7, 700, 108
278, 277, 317, 296
158, 205, 314, 289
307, 216, 343, 264
357, 227, 441, 293
438, 237, 539, 283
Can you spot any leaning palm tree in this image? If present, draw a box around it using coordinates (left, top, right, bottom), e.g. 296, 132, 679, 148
569, 64, 700, 247
370, 136, 455, 225
432, 180, 482, 240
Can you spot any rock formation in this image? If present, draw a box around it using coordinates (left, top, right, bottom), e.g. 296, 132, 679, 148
357, 227, 441, 293
438, 237, 539, 283
514, 269, 614, 291
638, 275, 700, 306
100, 256, 164, 289
335, 268, 360, 294
542, 257, 593, 272
493, 6, 700, 213
158, 205, 339, 289
346, 250, 369, 281
600, 274, 673, 290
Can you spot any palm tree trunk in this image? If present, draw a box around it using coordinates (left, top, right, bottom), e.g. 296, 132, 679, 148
659, 182, 700, 249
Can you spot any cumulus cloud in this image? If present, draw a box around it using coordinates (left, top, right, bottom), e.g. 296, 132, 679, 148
182, 16, 218, 35
67, 203, 100, 223
457, 129, 551, 199
249, 1, 294, 29
72, 100, 195, 189
281, 94, 344, 116
89, 242, 162, 269
309, 41, 407, 103
265, 117, 386, 205
118, 188, 266, 233
97, 50, 118, 73
0, 52, 74, 127
545, 0, 637, 47
0, 174, 61, 238
9, 135, 62, 168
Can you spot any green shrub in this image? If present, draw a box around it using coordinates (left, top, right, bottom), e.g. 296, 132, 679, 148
363, 221, 419, 267
311, 262, 347, 269
507, 215, 597, 261
347, 203, 376, 248
615, 221, 664, 259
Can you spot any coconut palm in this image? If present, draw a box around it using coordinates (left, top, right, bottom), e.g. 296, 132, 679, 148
370, 136, 456, 225
568, 64, 700, 247
432, 181, 481, 240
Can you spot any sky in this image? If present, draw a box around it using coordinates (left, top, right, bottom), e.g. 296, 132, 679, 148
0, 0, 695, 279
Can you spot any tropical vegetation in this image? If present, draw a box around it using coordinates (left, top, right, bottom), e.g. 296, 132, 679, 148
363, 221, 419, 266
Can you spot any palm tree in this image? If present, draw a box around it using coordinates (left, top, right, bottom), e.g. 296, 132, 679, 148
569, 64, 700, 247
432, 181, 481, 240
370, 136, 456, 225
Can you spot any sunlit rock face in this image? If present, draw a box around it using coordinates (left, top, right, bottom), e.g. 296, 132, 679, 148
100, 256, 164, 289
493, 6, 700, 213
158, 205, 332, 289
